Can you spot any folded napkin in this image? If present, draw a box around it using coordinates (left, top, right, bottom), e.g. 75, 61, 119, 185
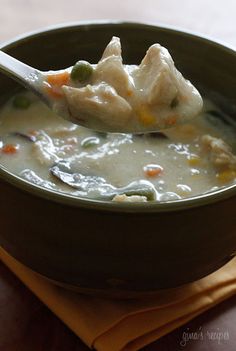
1, 246, 236, 351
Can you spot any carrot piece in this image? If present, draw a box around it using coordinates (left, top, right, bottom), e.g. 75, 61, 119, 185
44, 85, 64, 99
2, 144, 18, 154
166, 115, 177, 126
45, 72, 70, 99
144, 164, 163, 177
46, 71, 70, 87
145, 168, 162, 177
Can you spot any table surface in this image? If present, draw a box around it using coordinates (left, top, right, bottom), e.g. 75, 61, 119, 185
0, 0, 236, 350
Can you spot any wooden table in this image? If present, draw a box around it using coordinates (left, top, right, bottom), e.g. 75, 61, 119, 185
0, 0, 236, 350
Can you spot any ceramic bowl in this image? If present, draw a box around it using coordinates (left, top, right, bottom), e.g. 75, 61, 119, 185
0, 22, 236, 297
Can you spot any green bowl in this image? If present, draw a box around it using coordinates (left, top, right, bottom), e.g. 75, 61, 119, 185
0, 21, 236, 298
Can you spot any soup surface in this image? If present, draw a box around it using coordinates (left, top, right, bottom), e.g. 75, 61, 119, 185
0, 93, 235, 202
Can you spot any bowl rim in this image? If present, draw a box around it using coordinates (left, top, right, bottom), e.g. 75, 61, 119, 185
0, 20, 236, 214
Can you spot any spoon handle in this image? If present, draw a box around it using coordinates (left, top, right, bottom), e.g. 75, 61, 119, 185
0, 50, 40, 90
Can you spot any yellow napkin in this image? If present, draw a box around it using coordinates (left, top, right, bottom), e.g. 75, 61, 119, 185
1, 246, 236, 351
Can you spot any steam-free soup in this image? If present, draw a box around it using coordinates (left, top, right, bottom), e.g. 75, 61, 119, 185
0, 92, 235, 202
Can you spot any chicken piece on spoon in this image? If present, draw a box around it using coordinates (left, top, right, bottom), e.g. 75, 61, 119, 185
0, 36, 202, 133
58, 37, 203, 132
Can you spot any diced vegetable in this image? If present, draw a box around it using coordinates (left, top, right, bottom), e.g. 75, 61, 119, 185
70, 60, 93, 83
13, 95, 31, 109
144, 164, 163, 177
2, 144, 18, 154
46, 72, 70, 87
44, 85, 64, 99
216, 169, 236, 183
45, 72, 70, 99
187, 154, 201, 166
112, 194, 147, 202
138, 105, 156, 126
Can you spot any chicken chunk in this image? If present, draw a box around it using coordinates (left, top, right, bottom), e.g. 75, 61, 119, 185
201, 135, 236, 170
133, 44, 203, 127
63, 83, 132, 130
112, 194, 148, 202
44, 37, 203, 133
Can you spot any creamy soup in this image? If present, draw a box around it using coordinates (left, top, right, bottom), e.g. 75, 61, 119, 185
36, 37, 203, 133
0, 92, 235, 202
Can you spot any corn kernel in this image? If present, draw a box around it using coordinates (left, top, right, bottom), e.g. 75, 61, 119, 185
187, 154, 201, 166
216, 170, 236, 183
138, 106, 156, 126
127, 90, 133, 97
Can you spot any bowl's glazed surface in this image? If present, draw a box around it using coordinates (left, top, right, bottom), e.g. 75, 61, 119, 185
0, 22, 236, 297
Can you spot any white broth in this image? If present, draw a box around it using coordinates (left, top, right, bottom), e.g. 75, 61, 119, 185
0, 93, 235, 202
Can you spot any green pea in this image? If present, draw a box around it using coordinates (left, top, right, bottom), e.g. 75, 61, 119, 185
81, 136, 100, 148
13, 95, 31, 109
70, 60, 93, 83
